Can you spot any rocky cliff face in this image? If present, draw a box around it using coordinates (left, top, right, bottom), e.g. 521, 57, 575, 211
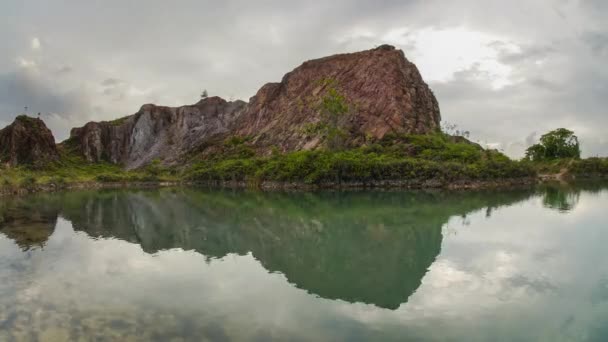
69, 97, 246, 169
69, 45, 440, 167
0, 115, 59, 168
235, 45, 441, 152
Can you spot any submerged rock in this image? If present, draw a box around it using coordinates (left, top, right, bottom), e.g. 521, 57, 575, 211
0, 115, 59, 168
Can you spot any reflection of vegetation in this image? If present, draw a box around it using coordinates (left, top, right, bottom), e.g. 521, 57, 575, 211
538, 181, 608, 212
540, 184, 581, 212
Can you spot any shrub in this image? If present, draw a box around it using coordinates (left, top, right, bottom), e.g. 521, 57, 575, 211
95, 174, 125, 183
21, 176, 37, 187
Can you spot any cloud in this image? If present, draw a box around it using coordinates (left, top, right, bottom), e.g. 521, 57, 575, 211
0, 68, 93, 140
0, 0, 606, 156
582, 31, 608, 56
31, 37, 41, 50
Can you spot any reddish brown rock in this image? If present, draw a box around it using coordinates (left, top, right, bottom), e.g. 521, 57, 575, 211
234, 44, 441, 152
69, 45, 441, 167
0, 115, 59, 168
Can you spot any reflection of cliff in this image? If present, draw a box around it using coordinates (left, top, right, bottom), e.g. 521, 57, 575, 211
56, 189, 533, 309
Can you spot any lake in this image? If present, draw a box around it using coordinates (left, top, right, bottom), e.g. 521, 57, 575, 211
1, 183, 607, 341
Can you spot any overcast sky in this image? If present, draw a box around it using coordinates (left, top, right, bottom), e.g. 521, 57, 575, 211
1, 0, 606, 157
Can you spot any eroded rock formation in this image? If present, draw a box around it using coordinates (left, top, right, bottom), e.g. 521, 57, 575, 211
0, 115, 59, 168
68, 45, 441, 167
235, 44, 441, 152
69, 97, 246, 169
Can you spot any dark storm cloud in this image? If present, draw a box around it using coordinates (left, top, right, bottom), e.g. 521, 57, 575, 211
0, 70, 89, 119
0, 0, 607, 155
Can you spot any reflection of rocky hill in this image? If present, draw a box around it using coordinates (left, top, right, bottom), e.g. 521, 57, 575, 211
0, 194, 58, 250
59, 189, 534, 309
1, 189, 536, 309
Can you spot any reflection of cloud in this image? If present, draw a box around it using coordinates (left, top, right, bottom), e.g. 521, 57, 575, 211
506, 275, 557, 294
341, 187, 608, 340
2, 187, 608, 340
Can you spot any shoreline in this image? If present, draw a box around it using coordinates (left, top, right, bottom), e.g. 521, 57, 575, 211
0, 177, 539, 197
3, 173, 607, 197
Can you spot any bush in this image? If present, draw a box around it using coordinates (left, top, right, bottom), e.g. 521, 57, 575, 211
570, 158, 608, 176
187, 141, 535, 185
20, 176, 37, 187
95, 174, 126, 183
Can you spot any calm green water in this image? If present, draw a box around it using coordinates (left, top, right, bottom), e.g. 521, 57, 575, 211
1, 183, 607, 341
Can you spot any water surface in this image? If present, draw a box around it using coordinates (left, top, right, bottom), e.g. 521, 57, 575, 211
1, 183, 607, 341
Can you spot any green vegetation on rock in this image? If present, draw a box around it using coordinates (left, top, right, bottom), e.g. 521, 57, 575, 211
0, 141, 178, 191
186, 133, 535, 185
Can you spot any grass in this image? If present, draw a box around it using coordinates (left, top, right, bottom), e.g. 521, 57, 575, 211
106, 115, 131, 126
0, 143, 179, 190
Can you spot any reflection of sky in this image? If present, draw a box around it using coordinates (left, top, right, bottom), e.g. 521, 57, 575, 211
1, 189, 608, 341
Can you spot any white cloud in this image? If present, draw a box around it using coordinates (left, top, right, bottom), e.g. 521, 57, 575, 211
0, 0, 606, 156
16, 57, 36, 69
383, 27, 521, 89
31, 37, 41, 50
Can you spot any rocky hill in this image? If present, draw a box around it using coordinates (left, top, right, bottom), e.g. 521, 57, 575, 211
235, 44, 440, 152
66, 45, 440, 169
68, 97, 245, 169
0, 115, 59, 168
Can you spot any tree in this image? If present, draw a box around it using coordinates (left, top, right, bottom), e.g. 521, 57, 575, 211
525, 128, 581, 161
304, 80, 351, 151
201, 89, 209, 99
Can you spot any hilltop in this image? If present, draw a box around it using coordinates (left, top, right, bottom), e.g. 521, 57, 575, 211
67, 45, 440, 169
0, 115, 59, 168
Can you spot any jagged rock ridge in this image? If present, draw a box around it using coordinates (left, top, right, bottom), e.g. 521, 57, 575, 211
0, 115, 59, 168
69, 97, 245, 169
69, 45, 441, 167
